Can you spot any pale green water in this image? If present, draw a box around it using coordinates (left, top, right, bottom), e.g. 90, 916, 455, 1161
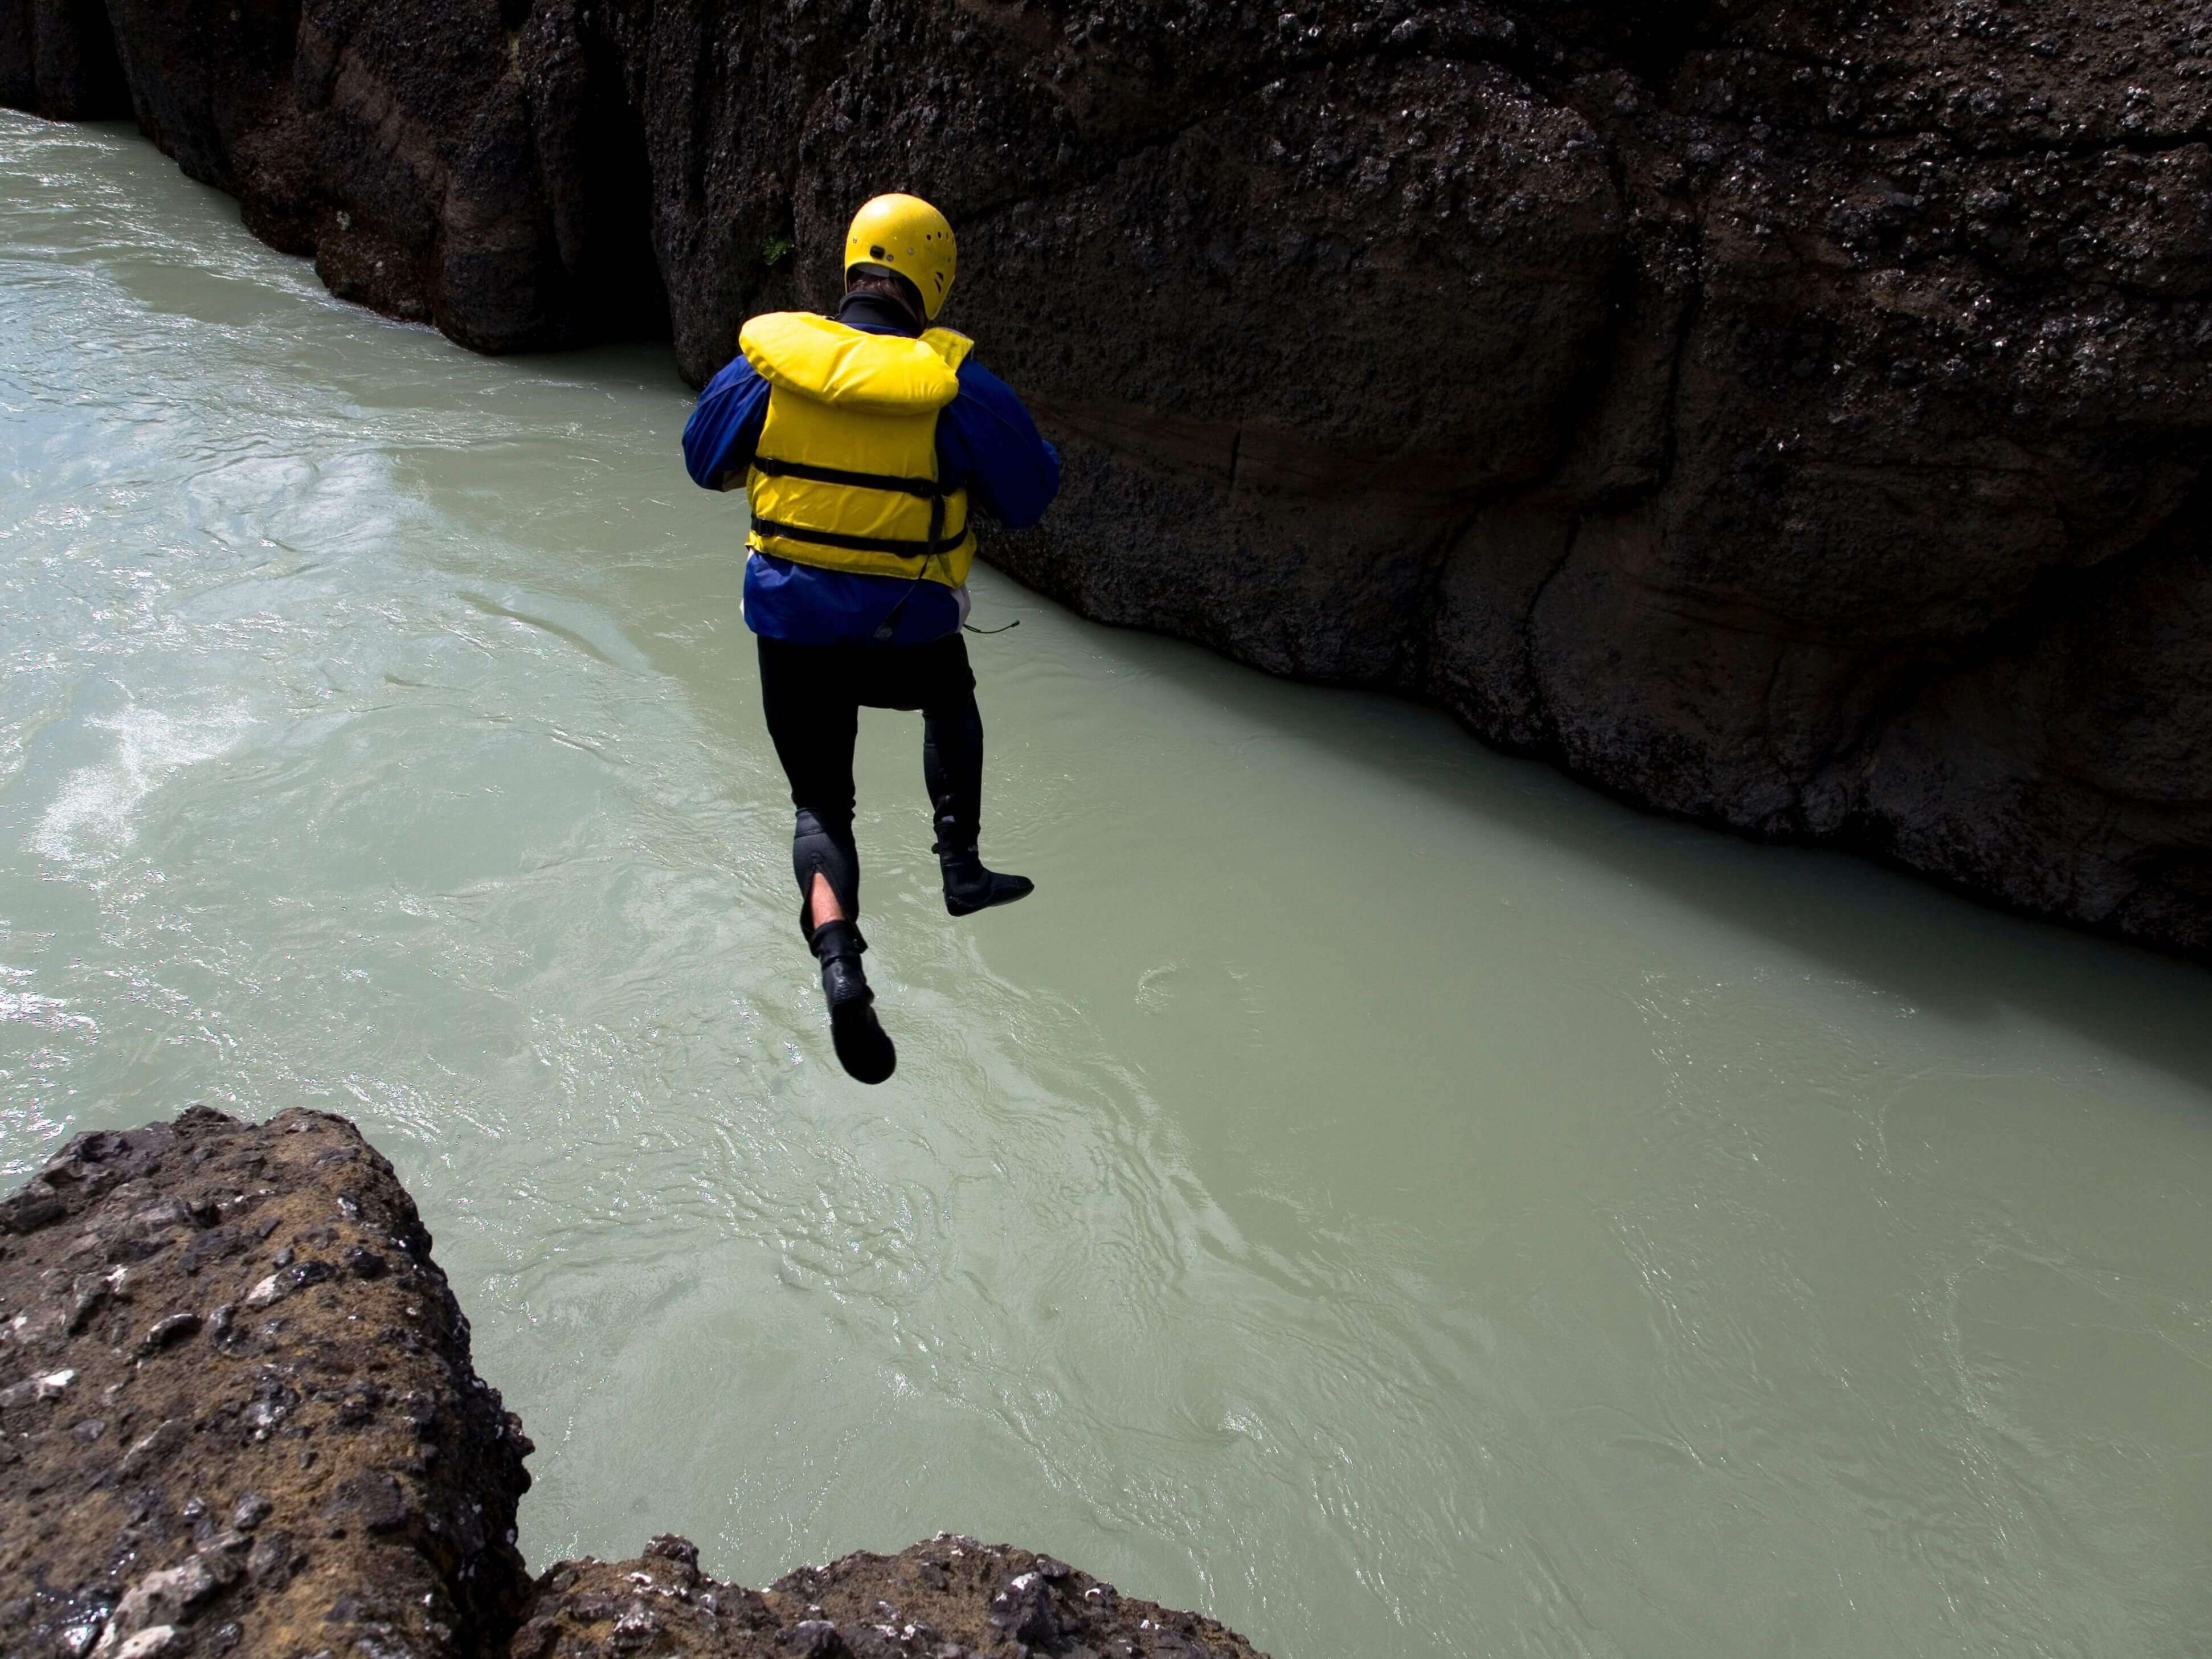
4, 116, 2211, 1658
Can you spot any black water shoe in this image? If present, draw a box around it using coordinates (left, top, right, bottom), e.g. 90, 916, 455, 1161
809, 920, 896, 1085
938, 846, 1035, 917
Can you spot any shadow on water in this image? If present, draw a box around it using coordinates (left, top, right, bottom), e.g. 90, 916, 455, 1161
1080, 618, 2212, 1101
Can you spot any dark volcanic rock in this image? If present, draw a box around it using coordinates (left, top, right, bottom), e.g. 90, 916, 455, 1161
5, 0, 2210, 954
511, 1535, 1266, 1659
0, 1108, 536, 1659
1, 1117, 1276, 1658
0, 0, 128, 118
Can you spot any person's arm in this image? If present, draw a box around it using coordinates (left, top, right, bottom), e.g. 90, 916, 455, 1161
682, 354, 772, 491
938, 359, 1061, 528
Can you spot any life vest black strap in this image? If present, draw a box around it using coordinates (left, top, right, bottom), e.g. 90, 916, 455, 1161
751, 455, 938, 500
754, 516, 969, 560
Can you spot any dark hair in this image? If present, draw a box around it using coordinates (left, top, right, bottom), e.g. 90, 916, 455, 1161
846, 265, 926, 322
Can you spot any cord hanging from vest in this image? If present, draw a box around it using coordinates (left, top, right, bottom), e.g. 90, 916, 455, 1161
962, 620, 1020, 635
872, 490, 949, 643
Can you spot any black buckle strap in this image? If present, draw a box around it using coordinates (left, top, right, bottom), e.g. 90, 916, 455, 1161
754, 516, 966, 560
751, 455, 937, 499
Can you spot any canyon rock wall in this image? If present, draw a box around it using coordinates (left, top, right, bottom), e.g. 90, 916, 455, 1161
0, 1110, 1269, 1659
0, 0, 126, 116
4, 0, 2209, 954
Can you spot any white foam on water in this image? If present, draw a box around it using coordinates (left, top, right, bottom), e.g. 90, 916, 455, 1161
29, 702, 255, 868
0, 967, 94, 1036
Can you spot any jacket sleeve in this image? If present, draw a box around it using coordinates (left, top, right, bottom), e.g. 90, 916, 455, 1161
938, 359, 1061, 529
682, 354, 772, 491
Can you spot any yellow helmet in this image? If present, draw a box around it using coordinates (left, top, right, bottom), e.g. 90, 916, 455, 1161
844, 193, 958, 321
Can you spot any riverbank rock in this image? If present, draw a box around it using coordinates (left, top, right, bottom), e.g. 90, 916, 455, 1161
1, 1112, 1274, 1659
0, 1107, 537, 1659
512, 1535, 1265, 1659
4, 0, 2208, 957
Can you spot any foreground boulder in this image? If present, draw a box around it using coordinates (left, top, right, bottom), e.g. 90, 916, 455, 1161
0, 1112, 1269, 1659
0, 1108, 536, 1658
4, 0, 2207, 957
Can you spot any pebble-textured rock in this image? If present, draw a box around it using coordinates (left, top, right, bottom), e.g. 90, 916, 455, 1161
0, 1108, 536, 1659
0, 1114, 1274, 1659
511, 1535, 1266, 1659
3, 0, 2207, 957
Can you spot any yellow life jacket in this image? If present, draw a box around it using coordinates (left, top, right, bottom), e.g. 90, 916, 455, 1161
737, 312, 978, 588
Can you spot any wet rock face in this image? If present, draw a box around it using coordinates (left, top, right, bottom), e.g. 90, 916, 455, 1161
0, 0, 129, 117
5, 0, 2210, 953
0, 1108, 537, 1659
512, 1535, 1266, 1659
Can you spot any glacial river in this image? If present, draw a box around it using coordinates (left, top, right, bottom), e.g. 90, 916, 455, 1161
5, 116, 2211, 1659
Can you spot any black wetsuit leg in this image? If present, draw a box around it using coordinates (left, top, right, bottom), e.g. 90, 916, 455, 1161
757, 636, 862, 938
757, 635, 897, 1082
921, 677, 1034, 916
759, 628, 1026, 942
921, 691, 985, 853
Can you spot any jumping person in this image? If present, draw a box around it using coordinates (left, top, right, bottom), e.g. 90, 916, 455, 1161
682, 194, 1060, 1084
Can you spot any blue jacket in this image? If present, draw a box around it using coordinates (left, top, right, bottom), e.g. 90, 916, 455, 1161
682, 292, 1061, 645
